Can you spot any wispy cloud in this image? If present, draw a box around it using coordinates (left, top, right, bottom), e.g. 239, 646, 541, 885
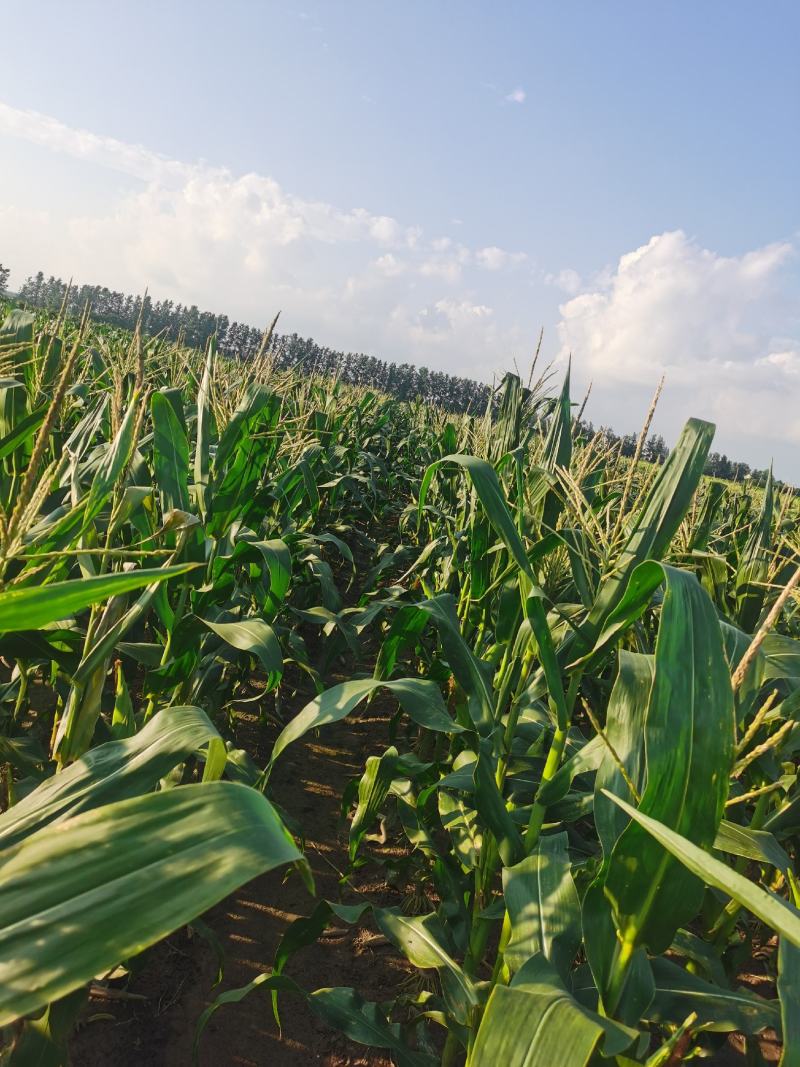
477, 246, 527, 271
0, 101, 183, 183
0, 101, 531, 378
2, 101, 798, 471
505, 87, 526, 104
545, 268, 582, 295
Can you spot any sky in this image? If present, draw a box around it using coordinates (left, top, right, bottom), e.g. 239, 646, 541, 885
0, 1, 798, 477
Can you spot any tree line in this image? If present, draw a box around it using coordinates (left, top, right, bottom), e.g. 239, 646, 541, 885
576, 419, 773, 487
10, 270, 492, 415
0, 264, 783, 487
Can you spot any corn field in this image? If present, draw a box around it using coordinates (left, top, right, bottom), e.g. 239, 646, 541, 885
0, 301, 798, 1066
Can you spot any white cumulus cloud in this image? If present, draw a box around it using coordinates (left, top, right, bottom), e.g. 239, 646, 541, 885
557, 230, 800, 459
558, 230, 793, 384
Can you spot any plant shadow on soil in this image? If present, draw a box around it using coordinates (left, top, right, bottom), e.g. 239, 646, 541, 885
69, 697, 415, 1067
65, 527, 783, 1067
65, 687, 782, 1067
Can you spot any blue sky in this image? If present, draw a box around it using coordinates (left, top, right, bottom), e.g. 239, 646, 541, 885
1, 1, 798, 475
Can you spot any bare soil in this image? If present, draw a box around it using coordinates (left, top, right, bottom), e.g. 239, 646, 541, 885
68, 702, 414, 1067
65, 691, 779, 1067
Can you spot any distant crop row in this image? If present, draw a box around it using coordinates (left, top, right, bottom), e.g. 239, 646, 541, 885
5, 264, 782, 489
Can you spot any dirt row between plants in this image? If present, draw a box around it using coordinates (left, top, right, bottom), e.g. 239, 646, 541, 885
69, 699, 412, 1067
67, 694, 779, 1067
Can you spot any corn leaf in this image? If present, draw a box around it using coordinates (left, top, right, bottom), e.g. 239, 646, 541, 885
778, 939, 800, 1067
0, 781, 301, 1024
0, 706, 220, 849
266, 677, 460, 777
0, 563, 199, 632
602, 791, 800, 948
503, 831, 581, 978
603, 565, 734, 954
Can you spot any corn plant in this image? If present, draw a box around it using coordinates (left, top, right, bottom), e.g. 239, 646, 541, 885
258, 372, 800, 1065
0, 306, 411, 1060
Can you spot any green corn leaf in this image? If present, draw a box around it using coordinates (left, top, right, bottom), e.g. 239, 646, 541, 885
0, 705, 220, 849
602, 791, 800, 948
373, 909, 477, 1024
469, 958, 636, 1067
778, 939, 800, 1067
603, 565, 734, 955
580, 418, 714, 649
526, 593, 568, 729
503, 831, 581, 978
108, 485, 153, 537
473, 742, 524, 866
593, 651, 654, 856
439, 790, 482, 871
0, 403, 46, 461
213, 382, 273, 474
0, 781, 301, 1025
110, 660, 135, 739
736, 465, 773, 632
61, 564, 199, 758
308, 987, 437, 1067
271, 899, 450, 1037
36, 330, 64, 396
0, 563, 199, 633
273, 899, 370, 986
246, 536, 292, 612
194, 339, 215, 520
763, 632, 800, 685
68, 578, 161, 698
0, 310, 35, 382
152, 391, 190, 514
265, 677, 460, 778
418, 594, 495, 734
571, 560, 664, 669
714, 820, 790, 872
349, 746, 400, 860
194, 973, 302, 1061
2, 987, 87, 1067
201, 617, 283, 690
202, 736, 228, 782
26, 401, 139, 553
721, 619, 767, 723
374, 602, 434, 681
541, 362, 572, 531
418, 454, 535, 582
536, 734, 604, 806
646, 956, 780, 1034
765, 793, 800, 836
417, 458, 566, 726
82, 393, 141, 525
